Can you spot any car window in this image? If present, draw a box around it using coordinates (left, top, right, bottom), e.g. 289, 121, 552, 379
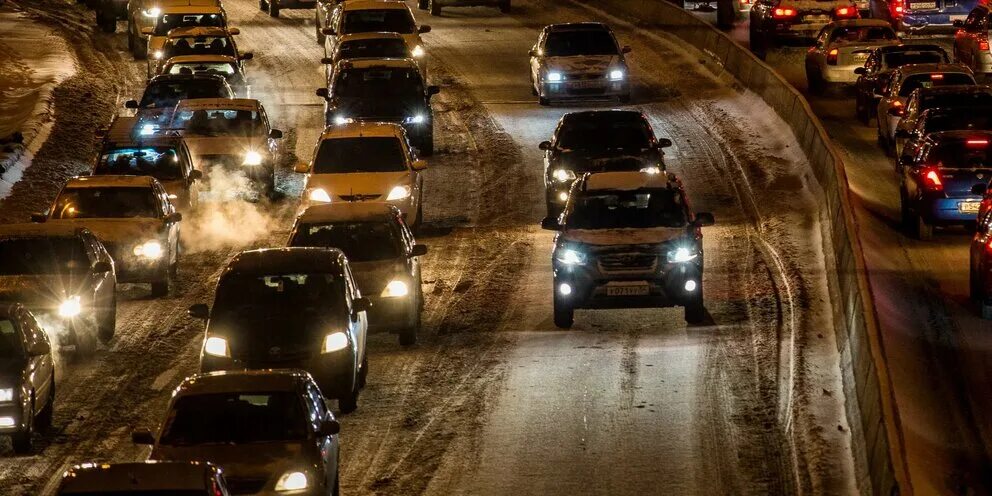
140, 80, 227, 108
342, 9, 415, 34
0, 320, 24, 358
159, 392, 308, 446
339, 38, 409, 60
926, 139, 992, 168
306, 383, 328, 425
289, 221, 402, 262
154, 13, 225, 36
543, 30, 618, 57
923, 111, 992, 133
882, 51, 946, 67
0, 237, 92, 275
828, 26, 896, 43
163, 35, 237, 59
313, 137, 407, 173
172, 108, 263, 137
52, 187, 160, 219
923, 91, 992, 112
556, 117, 652, 150
95, 146, 185, 181
567, 189, 687, 229
899, 73, 976, 97
333, 67, 424, 98
166, 61, 238, 77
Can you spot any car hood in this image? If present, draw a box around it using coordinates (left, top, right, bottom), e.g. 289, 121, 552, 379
545, 55, 617, 74
0, 275, 74, 307
350, 259, 406, 295
45, 219, 165, 245
151, 442, 310, 481
563, 227, 687, 246
306, 171, 409, 197
184, 136, 264, 157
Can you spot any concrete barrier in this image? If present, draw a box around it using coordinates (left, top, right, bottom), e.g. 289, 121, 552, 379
570, 0, 911, 494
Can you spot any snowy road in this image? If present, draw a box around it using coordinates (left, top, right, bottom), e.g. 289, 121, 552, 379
0, 0, 856, 494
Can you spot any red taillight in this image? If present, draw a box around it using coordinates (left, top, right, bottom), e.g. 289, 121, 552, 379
891, 0, 904, 16
827, 48, 839, 65
981, 38, 990, 51
967, 139, 989, 147
836, 6, 858, 17
931, 73, 944, 80
773, 7, 798, 18
922, 167, 944, 191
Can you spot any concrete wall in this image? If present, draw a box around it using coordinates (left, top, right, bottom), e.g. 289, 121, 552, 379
569, 1, 910, 494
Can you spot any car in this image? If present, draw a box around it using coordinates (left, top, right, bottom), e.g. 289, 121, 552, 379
899, 130, 992, 239
92, 135, 203, 212
33, 176, 183, 297
953, 5, 992, 82
538, 110, 671, 215
317, 0, 430, 58
94, 0, 127, 34
805, 20, 900, 94
296, 122, 427, 228
541, 171, 715, 327
317, 58, 439, 155
132, 370, 341, 495
130, 0, 225, 60
124, 73, 236, 137
167, 98, 283, 198
749, 0, 859, 54
896, 106, 992, 166
871, 0, 978, 35
320, 32, 423, 81
0, 303, 54, 454
970, 187, 992, 314
874, 63, 975, 154
0, 224, 117, 354
528, 23, 632, 105
888, 85, 992, 158
57, 462, 231, 495
416, 0, 509, 16
149, 26, 250, 78
854, 44, 949, 123
159, 54, 250, 97
288, 203, 427, 346
259, 0, 317, 20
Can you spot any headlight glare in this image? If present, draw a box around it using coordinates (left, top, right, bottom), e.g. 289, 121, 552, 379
204, 336, 230, 357
552, 168, 576, 182
405, 114, 426, 124
58, 296, 82, 318
243, 151, 263, 166
382, 280, 409, 298
609, 69, 625, 81
640, 166, 661, 174
333, 115, 350, 125
142, 7, 161, 17
275, 471, 308, 491
309, 188, 332, 203
322, 332, 348, 353
133, 240, 164, 259
556, 249, 585, 265
152, 50, 163, 60
386, 185, 412, 201
0, 388, 13, 402
546, 71, 563, 82
669, 247, 698, 263
411, 45, 425, 58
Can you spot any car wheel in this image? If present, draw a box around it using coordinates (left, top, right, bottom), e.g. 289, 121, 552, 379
127, 28, 134, 52
399, 312, 420, 347
338, 384, 359, 414
268, 0, 280, 18
916, 213, 934, 240
900, 191, 912, 229
499, 0, 510, 13
11, 406, 32, 454
856, 96, 869, 125
74, 327, 97, 359
552, 292, 573, 329
133, 33, 147, 60
36, 379, 54, 431
151, 278, 170, 297
418, 0, 428, 9
684, 292, 705, 324
358, 354, 368, 388
411, 200, 424, 233
419, 130, 434, 157
971, 266, 984, 302
806, 67, 825, 95
97, 9, 116, 33
539, 96, 550, 106
429, 0, 441, 16
332, 473, 340, 496
259, 0, 267, 10
97, 294, 116, 344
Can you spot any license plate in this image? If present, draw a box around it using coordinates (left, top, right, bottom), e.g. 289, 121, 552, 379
950, 14, 967, 21
803, 14, 831, 23
606, 283, 650, 297
909, 1, 936, 8
960, 201, 981, 214
569, 80, 604, 89
853, 53, 869, 61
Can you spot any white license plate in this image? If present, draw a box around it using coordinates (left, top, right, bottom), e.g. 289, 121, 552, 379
950, 14, 967, 21
606, 283, 650, 297
909, 1, 936, 8
960, 201, 981, 214
569, 80, 604, 89
803, 14, 830, 23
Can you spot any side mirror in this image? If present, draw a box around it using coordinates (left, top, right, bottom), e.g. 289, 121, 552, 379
694, 212, 715, 227
239, 52, 254, 61
541, 216, 561, 230
188, 303, 210, 320
538, 140, 553, 151
353, 297, 372, 313
656, 138, 673, 149
294, 162, 310, 173
854, 67, 866, 75
124, 100, 139, 109
131, 428, 155, 445
316, 88, 329, 98
317, 419, 340, 437
320, 57, 334, 64
621, 45, 632, 54
418, 25, 432, 34
30, 213, 47, 223
888, 107, 905, 117
412, 159, 428, 171
410, 244, 428, 257
93, 261, 112, 274
321, 27, 336, 35
140, 27, 154, 35
269, 129, 283, 139
973, 183, 988, 196
190, 169, 203, 180
953, 20, 964, 27
28, 341, 51, 356
165, 212, 183, 223
427, 85, 441, 96
227, 27, 240, 35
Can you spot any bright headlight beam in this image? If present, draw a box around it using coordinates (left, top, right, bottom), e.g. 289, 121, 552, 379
133, 240, 164, 259
204, 336, 229, 357
407, 114, 425, 124
546, 71, 563, 82
140, 124, 156, 136
323, 332, 348, 353
243, 151, 263, 166
333, 116, 349, 125
609, 69, 625, 81
386, 185, 411, 201
58, 296, 82, 318
411, 45, 425, 58
552, 169, 575, 182
275, 471, 308, 491
309, 188, 332, 203
143, 7, 161, 17
381, 280, 409, 298
557, 249, 584, 265
670, 247, 697, 263
0, 388, 13, 402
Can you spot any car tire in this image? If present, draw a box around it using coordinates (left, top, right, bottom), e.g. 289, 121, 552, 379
806, 67, 825, 95
419, 130, 434, 157
358, 354, 368, 388
856, 96, 869, 125
499, 0, 510, 13
151, 278, 170, 297
429, 0, 441, 16
268, 0, 280, 17
399, 314, 420, 347
74, 328, 97, 359
900, 192, 912, 229
971, 267, 983, 302
684, 293, 705, 324
36, 379, 54, 432
97, 294, 116, 344
11, 409, 32, 455
916, 214, 934, 240
412, 200, 424, 233
97, 10, 116, 33
418, 0, 428, 9
133, 33, 147, 60
552, 292, 573, 329
539, 96, 550, 106
259, 0, 267, 10
338, 384, 359, 414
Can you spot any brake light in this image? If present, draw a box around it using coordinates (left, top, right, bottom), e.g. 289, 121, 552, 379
891, 0, 904, 16
922, 167, 944, 191
931, 73, 944, 80
836, 6, 858, 17
827, 48, 839, 65
773, 7, 798, 18
967, 139, 989, 146
981, 37, 990, 51
893, 100, 904, 107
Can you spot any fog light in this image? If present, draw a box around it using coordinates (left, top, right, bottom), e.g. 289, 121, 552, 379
0, 417, 15, 427
684, 280, 697, 292
558, 283, 572, 296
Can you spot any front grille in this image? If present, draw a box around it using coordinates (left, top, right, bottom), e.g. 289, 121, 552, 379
565, 73, 604, 81
597, 253, 658, 273
226, 477, 268, 495
340, 194, 382, 202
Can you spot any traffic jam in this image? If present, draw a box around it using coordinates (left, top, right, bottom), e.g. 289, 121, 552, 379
0, 0, 735, 493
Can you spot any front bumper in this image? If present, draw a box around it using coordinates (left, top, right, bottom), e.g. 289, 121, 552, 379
202, 349, 357, 399
973, 51, 992, 76
554, 260, 703, 310
367, 295, 418, 332
540, 80, 629, 101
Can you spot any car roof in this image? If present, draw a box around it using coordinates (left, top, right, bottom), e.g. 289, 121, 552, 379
175, 370, 311, 397
296, 203, 400, 225
896, 63, 972, 75
338, 32, 406, 42
164, 54, 239, 65
0, 223, 88, 240
319, 121, 406, 140
545, 22, 610, 32
176, 98, 260, 111
582, 171, 679, 192
59, 462, 219, 493
337, 57, 419, 71
64, 175, 158, 189
224, 247, 345, 276
341, 0, 410, 10
166, 26, 232, 38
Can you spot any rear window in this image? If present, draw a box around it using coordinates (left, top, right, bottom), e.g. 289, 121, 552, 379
923, 112, 992, 134
163, 35, 236, 59
96, 146, 184, 180
567, 189, 687, 229
828, 27, 897, 43
338, 38, 409, 60
159, 392, 308, 446
52, 187, 160, 219
139, 80, 228, 108
0, 238, 90, 275
926, 139, 992, 168
342, 10, 415, 34
172, 108, 262, 137
289, 221, 401, 262
558, 115, 652, 150
899, 73, 975, 97
154, 13, 224, 36
883, 50, 946, 67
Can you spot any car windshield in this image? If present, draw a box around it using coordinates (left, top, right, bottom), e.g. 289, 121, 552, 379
338, 38, 409, 60
544, 30, 618, 57
557, 116, 652, 150
166, 61, 237, 77
154, 13, 225, 36
899, 73, 975, 97
139, 80, 227, 108
211, 272, 345, 339
289, 222, 401, 262
924, 112, 992, 133
342, 10, 415, 34
159, 392, 308, 446
172, 108, 262, 137
95, 146, 184, 180
313, 137, 406, 173
0, 238, 91, 275
567, 189, 687, 229
334, 68, 423, 99
828, 26, 896, 43
51, 187, 159, 219
928, 140, 992, 168
163, 36, 236, 59
884, 50, 945, 67
0, 320, 23, 359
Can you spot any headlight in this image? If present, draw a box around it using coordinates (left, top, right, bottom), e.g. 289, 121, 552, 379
668, 247, 698, 263
405, 114, 426, 125
275, 471, 308, 492
411, 45, 425, 58
203, 336, 230, 357
552, 168, 576, 182
243, 151, 263, 166
386, 185, 412, 201
139, 124, 157, 135
640, 166, 661, 174
609, 69, 625, 81
142, 7, 161, 17
308, 188, 332, 203
0, 388, 13, 402
152, 50, 163, 60
381, 280, 409, 298
322, 332, 348, 353
546, 71, 563, 82
133, 240, 164, 259
556, 249, 585, 265
58, 296, 82, 318
333, 115, 350, 125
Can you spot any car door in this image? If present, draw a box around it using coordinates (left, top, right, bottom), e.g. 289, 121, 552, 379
155, 183, 180, 260
17, 308, 53, 411
343, 263, 367, 365
179, 141, 199, 208
82, 231, 116, 311
305, 382, 338, 488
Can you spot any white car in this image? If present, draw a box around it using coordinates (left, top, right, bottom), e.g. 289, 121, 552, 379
805, 19, 899, 94
529, 22, 631, 105
296, 122, 427, 229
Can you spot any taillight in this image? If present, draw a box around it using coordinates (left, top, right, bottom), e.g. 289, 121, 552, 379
835, 6, 858, 18
827, 48, 839, 65
773, 7, 798, 18
891, 0, 904, 16
967, 138, 989, 147
922, 167, 944, 191
981, 37, 990, 51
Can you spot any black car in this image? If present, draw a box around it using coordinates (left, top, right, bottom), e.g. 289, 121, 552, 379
191, 248, 371, 413
538, 110, 671, 215
0, 303, 55, 454
317, 58, 440, 156
58, 461, 231, 495
896, 106, 992, 167
123, 74, 235, 137
0, 224, 117, 356
854, 44, 949, 124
